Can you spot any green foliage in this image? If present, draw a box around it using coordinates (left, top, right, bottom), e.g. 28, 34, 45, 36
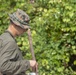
0, 0, 76, 75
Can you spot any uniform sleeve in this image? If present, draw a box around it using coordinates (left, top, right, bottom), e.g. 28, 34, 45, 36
0, 41, 30, 75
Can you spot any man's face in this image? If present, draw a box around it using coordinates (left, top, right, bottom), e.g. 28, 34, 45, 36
16, 25, 29, 36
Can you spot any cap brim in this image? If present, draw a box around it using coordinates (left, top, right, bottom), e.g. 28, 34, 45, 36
22, 25, 30, 29
9, 14, 30, 29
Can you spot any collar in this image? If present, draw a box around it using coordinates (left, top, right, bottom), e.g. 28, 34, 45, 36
5, 30, 15, 39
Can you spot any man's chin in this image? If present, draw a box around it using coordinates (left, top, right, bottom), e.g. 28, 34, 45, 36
17, 33, 24, 36
16, 34, 21, 36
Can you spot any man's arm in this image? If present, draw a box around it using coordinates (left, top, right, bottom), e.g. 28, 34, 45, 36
0, 41, 30, 75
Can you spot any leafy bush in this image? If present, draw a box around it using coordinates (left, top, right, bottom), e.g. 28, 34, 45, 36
0, 0, 76, 75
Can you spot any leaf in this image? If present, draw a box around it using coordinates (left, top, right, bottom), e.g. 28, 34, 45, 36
74, 60, 76, 65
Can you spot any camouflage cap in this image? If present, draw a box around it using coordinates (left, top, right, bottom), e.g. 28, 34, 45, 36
9, 9, 30, 29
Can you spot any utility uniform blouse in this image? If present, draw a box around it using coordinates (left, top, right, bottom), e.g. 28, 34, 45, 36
0, 31, 30, 75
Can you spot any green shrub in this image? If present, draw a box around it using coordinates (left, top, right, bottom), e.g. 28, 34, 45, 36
0, 0, 76, 75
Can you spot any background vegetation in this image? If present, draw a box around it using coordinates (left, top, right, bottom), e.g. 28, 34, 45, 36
0, 0, 76, 75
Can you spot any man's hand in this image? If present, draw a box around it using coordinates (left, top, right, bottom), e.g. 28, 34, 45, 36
29, 60, 38, 72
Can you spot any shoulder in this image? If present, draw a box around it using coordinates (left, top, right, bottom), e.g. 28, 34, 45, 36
6, 41, 18, 49
0, 32, 16, 46
0, 32, 13, 40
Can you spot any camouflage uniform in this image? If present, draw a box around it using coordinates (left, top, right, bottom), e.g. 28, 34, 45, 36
0, 9, 30, 75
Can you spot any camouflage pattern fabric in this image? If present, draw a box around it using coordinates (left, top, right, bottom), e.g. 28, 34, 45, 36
9, 9, 30, 29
